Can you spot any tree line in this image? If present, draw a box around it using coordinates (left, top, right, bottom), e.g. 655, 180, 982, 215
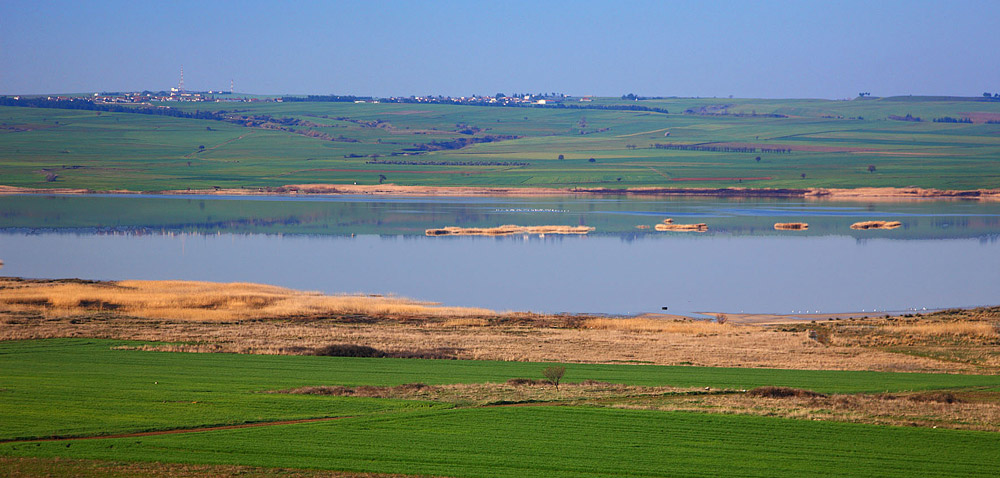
652, 143, 791, 154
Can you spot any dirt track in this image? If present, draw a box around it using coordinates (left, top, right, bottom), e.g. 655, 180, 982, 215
1, 416, 351, 444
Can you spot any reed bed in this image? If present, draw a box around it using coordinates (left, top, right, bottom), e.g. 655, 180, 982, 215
774, 222, 808, 230
654, 220, 708, 232
850, 220, 902, 230
0, 278, 494, 321
425, 225, 594, 236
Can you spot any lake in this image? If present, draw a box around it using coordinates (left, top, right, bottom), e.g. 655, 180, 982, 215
1, 194, 998, 316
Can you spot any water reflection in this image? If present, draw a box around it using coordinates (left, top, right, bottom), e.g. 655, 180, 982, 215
1, 232, 997, 316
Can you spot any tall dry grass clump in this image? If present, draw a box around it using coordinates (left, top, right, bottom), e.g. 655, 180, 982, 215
581, 317, 730, 333
851, 220, 902, 230
0, 278, 494, 321
883, 322, 999, 338
654, 222, 708, 232
774, 222, 808, 230
425, 225, 594, 236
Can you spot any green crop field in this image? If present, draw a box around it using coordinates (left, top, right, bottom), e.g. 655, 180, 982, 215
2, 95, 1000, 192
3, 339, 1000, 476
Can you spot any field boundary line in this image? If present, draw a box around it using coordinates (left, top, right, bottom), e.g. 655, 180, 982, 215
184, 131, 256, 159
1, 416, 351, 444
616, 128, 670, 138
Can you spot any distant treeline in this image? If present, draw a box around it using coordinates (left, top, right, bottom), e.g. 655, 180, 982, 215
406, 135, 519, 151
683, 105, 788, 118
366, 160, 529, 166
932, 116, 973, 123
888, 114, 922, 122
652, 143, 791, 154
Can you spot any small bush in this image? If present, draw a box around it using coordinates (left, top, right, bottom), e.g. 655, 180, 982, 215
311, 344, 386, 357
310, 344, 458, 359
907, 392, 961, 404
746, 386, 827, 399
507, 378, 545, 386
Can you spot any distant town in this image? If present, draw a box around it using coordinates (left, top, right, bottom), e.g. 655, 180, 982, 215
7, 90, 591, 106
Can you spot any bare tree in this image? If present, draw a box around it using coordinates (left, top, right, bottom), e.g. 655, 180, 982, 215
542, 366, 566, 390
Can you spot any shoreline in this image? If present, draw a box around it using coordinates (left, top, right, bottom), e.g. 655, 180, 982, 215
2, 184, 999, 202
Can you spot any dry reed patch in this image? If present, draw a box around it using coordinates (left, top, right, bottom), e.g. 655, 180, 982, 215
850, 220, 902, 230
774, 222, 808, 230
654, 221, 708, 232
3, 312, 982, 373
276, 381, 698, 406
601, 391, 1000, 432
581, 317, 730, 334
0, 278, 494, 322
882, 321, 999, 338
425, 225, 594, 236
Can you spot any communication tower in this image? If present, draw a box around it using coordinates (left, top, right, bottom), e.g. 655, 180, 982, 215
230, 79, 234, 94
178, 66, 185, 93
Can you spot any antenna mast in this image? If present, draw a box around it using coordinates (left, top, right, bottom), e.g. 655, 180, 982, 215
179, 66, 185, 92
230, 78, 234, 94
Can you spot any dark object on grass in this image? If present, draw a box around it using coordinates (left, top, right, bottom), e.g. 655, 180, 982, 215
746, 386, 827, 399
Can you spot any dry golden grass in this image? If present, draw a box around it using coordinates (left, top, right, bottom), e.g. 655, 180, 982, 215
654, 222, 707, 232
276, 381, 699, 406
850, 220, 902, 230
883, 321, 999, 337
273, 381, 1000, 432
4, 311, 987, 373
2, 278, 998, 373
774, 222, 808, 230
437, 317, 490, 327
581, 317, 730, 334
0, 278, 493, 322
425, 225, 594, 236
603, 390, 1000, 432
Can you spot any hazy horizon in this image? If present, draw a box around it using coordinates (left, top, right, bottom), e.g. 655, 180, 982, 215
2, 0, 998, 99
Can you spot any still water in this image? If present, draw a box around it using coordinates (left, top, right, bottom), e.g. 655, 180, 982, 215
1, 194, 998, 316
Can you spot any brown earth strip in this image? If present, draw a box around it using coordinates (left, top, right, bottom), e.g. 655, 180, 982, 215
0, 457, 438, 478
1, 416, 351, 444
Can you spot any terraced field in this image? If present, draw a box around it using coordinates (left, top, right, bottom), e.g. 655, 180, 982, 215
2, 95, 1000, 191
3, 339, 1000, 477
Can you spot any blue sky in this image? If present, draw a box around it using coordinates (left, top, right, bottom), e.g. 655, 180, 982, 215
1, 0, 998, 98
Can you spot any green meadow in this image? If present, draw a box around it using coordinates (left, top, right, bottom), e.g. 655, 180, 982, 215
2, 95, 1000, 191
3, 339, 1000, 476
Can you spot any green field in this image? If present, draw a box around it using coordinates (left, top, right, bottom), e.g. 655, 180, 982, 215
2, 95, 1000, 192
3, 339, 1000, 476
